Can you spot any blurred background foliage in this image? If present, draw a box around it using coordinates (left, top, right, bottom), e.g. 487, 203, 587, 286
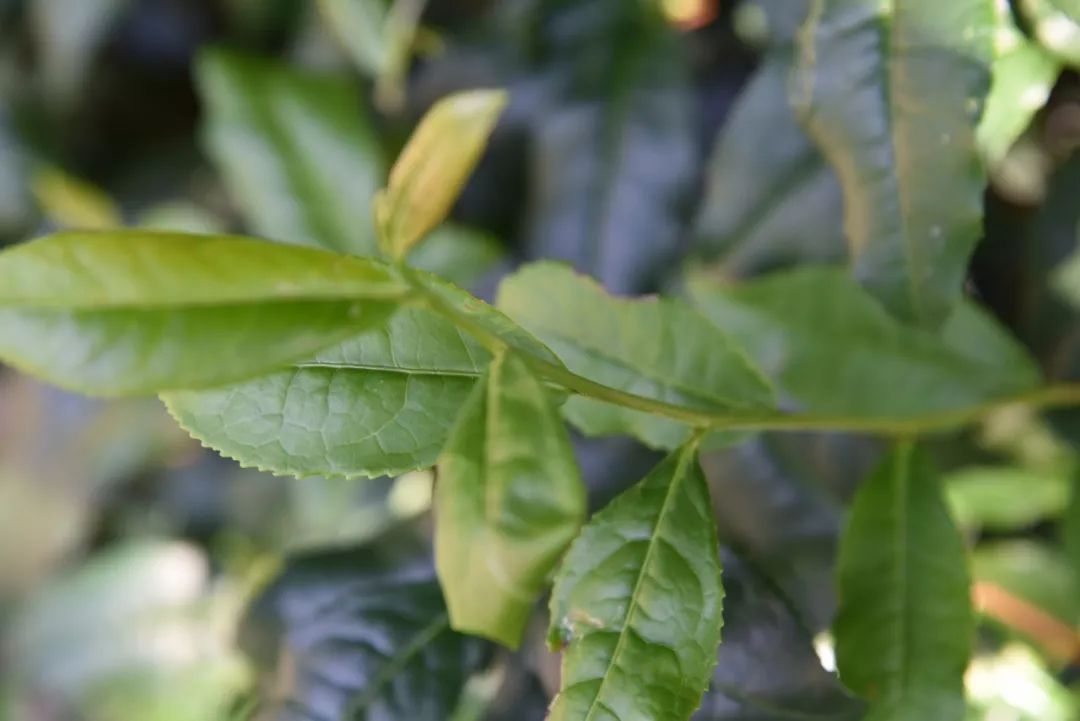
0, 0, 1079, 719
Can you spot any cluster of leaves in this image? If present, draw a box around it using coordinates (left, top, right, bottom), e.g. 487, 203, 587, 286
2, 0, 1080, 720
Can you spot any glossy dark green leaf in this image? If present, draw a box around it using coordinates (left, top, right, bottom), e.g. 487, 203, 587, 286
1018, 0, 1080, 68
0, 231, 405, 396
692, 51, 845, 274
795, 0, 994, 326
835, 444, 973, 721
498, 262, 774, 449
688, 267, 1041, 420
163, 306, 488, 479
241, 532, 490, 721
436, 352, 586, 648
196, 49, 383, 255
375, 90, 507, 260
978, 1, 1060, 167
523, 0, 696, 293
945, 466, 1071, 531
547, 443, 724, 721
693, 551, 862, 721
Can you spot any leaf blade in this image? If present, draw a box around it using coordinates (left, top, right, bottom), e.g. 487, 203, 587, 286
795, 0, 995, 325
498, 262, 775, 449
548, 443, 724, 721
0, 231, 405, 395
375, 90, 507, 260
835, 444, 973, 721
435, 352, 586, 648
162, 306, 489, 479
242, 534, 489, 721
688, 267, 1041, 420
196, 48, 383, 255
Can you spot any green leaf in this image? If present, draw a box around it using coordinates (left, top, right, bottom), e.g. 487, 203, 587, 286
978, 2, 1060, 167
835, 444, 973, 721
406, 222, 504, 288
242, 532, 490, 720
497, 262, 774, 449
410, 268, 563, 367
795, 0, 994, 326
0, 231, 405, 396
196, 49, 383, 255
687, 267, 1041, 420
1017, 0, 1080, 68
547, 443, 724, 721
436, 352, 586, 648
375, 90, 507, 260
692, 51, 845, 274
524, 0, 695, 293
973, 540, 1080, 626
945, 466, 1071, 532
162, 305, 488, 479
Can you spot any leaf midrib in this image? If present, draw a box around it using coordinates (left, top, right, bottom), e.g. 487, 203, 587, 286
343, 611, 450, 716
580, 444, 695, 721
295, 360, 482, 378
522, 320, 771, 413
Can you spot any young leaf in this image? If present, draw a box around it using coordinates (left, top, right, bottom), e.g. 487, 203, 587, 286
795, 0, 994, 326
163, 306, 488, 479
0, 231, 406, 396
374, 90, 507, 260
196, 49, 383, 255
547, 442, 724, 721
1017, 0, 1080, 68
435, 352, 586, 648
692, 51, 844, 273
835, 444, 973, 720
523, 0, 696, 293
688, 267, 1041, 420
978, 2, 1060, 168
497, 262, 775, 449
242, 533, 490, 720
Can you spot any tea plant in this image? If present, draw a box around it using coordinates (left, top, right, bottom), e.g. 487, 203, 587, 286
2, 1, 1080, 720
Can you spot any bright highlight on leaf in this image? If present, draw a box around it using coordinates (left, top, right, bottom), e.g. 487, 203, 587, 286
547, 442, 724, 721
375, 89, 508, 261
0, 231, 407, 396
435, 352, 586, 648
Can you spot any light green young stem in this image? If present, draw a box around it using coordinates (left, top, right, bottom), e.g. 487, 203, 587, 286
401, 266, 1080, 439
